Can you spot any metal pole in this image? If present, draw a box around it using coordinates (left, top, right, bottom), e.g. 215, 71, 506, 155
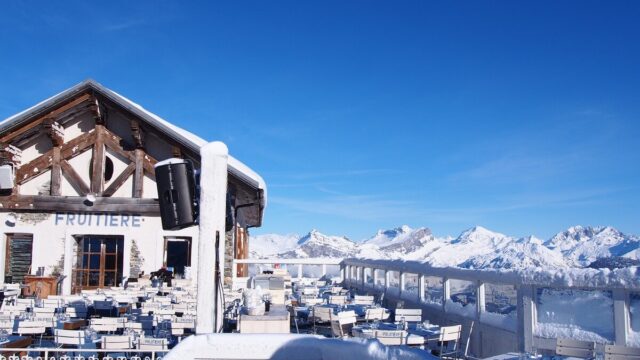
195, 142, 229, 334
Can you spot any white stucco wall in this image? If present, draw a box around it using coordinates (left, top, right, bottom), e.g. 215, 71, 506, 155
0, 211, 199, 295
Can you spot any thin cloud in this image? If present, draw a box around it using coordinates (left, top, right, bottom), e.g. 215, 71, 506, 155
267, 168, 401, 181
102, 19, 146, 32
269, 186, 625, 225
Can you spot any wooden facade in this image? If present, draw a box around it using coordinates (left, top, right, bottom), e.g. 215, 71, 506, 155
0, 80, 264, 292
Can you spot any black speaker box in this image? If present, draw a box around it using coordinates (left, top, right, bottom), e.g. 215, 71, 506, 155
155, 159, 197, 230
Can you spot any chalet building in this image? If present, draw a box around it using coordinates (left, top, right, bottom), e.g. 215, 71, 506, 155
0, 80, 265, 295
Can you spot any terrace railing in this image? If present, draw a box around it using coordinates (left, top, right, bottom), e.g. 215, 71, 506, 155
229, 257, 640, 355
341, 258, 640, 356
231, 258, 343, 290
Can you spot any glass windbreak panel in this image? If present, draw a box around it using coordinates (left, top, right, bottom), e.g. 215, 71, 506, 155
350, 266, 358, 280
424, 276, 443, 305
374, 269, 385, 287
447, 279, 476, 317
388, 271, 400, 288
631, 293, 640, 344
364, 268, 374, 284
536, 288, 614, 342
404, 273, 419, 295
483, 283, 517, 330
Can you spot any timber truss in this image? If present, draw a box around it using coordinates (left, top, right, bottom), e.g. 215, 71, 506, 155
0, 91, 195, 215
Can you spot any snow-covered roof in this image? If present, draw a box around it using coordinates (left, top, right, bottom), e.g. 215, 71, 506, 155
0, 79, 267, 210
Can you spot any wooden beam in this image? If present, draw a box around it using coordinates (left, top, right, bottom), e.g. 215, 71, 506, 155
50, 147, 61, 196
130, 120, 145, 149
90, 126, 105, 194
15, 149, 54, 185
133, 149, 144, 198
102, 126, 157, 180
1, 93, 93, 143
172, 146, 182, 158
59, 131, 96, 161
103, 162, 135, 197
43, 119, 64, 147
100, 101, 200, 163
44, 119, 64, 196
61, 160, 90, 196
15, 131, 96, 186
0, 195, 159, 215
90, 95, 106, 125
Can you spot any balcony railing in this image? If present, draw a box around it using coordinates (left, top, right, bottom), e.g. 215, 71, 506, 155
232, 256, 640, 356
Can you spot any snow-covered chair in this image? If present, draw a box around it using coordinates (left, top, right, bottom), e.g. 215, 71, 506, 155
353, 295, 374, 306
395, 308, 422, 323
328, 295, 347, 306
330, 310, 356, 338
604, 344, 640, 360
364, 307, 387, 322
556, 338, 595, 359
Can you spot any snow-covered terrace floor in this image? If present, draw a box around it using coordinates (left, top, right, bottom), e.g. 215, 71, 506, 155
234, 257, 640, 358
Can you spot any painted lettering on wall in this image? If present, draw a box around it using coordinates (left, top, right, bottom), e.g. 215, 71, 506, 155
54, 213, 143, 227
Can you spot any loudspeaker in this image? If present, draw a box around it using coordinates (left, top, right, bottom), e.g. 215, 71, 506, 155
154, 159, 198, 230
0, 165, 14, 190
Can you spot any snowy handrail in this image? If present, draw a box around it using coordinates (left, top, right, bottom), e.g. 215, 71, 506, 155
341, 258, 640, 354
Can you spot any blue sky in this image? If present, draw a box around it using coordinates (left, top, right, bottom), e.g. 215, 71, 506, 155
1, 1, 639, 241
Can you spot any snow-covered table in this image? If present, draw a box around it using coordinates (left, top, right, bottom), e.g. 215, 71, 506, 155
238, 305, 290, 334
352, 322, 439, 346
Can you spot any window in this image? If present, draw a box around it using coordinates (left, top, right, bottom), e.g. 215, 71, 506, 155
164, 237, 192, 278
73, 236, 124, 292
4, 234, 33, 283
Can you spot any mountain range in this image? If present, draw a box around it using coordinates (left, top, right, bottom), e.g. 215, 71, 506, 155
249, 225, 640, 270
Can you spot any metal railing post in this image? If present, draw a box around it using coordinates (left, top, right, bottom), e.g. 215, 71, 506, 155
476, 281, 485, 320
373, 268, 379, 289
613, 288, 629, 345
517, 285, 536, 353
384, 270, 390, 293
442, 277, 450, 313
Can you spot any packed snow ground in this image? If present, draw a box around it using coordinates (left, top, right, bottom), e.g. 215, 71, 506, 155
251, 225, 640, 271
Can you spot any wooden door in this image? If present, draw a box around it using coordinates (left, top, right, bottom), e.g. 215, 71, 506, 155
4, 234, 33, 284
73, 236, 123, 292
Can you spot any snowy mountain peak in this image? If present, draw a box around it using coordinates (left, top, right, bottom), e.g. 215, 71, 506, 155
250, 225, 640, 271
455, 226, 510, 244
545, 225, 639, 267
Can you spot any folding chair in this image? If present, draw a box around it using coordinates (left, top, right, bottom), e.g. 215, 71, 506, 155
395, 308, 422, 324
312, 306, 333, 335
374, 329, 405, 345
364, 307, 387, 323
137, 336, 168, 352
328, 295, 347, 306
16, 320, 47, 346
556, 338, 596, 359
432, 325, 462, 359
330, 310, 356, 338
101, 334, 134, 358
90, 317, 119, 333
288, 306, 299, 334
605, 344, 640, 360
353, 295, 375, 306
